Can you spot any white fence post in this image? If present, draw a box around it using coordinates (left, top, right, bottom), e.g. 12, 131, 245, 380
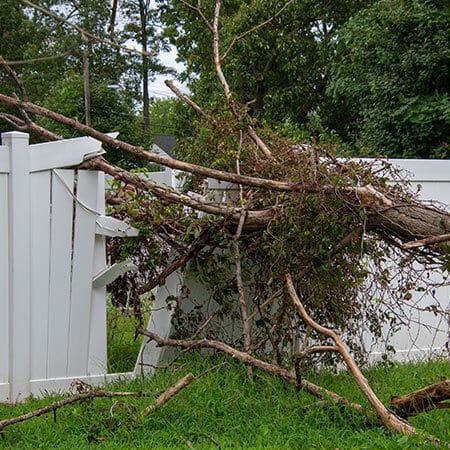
0, 139, 9, 401
3, 132, 32, 402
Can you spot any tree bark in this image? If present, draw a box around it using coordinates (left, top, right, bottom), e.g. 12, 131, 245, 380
390, 380, 450, 417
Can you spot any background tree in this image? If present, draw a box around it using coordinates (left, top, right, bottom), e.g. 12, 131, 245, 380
157, 0, 371, 136
121, 0, 173, 133
325, 0, 449, 158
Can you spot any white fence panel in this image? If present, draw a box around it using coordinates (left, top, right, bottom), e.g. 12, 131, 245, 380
0, 132, 136, 403
88, 172, 108, 375
46, 170, 75, 379
30, 170, 51, 381
364, 159, 450, 361
67, 171, 102, 376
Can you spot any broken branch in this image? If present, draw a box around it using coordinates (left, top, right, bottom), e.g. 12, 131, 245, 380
285, 273, 418, 436
390, 380, 450, 417
142, 373, 195, 416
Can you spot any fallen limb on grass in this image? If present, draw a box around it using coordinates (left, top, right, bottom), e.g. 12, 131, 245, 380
285, 274, 447, 445
390, 380, 450, 417
0, 373, 195, 432
143, 373, 195, 416
0, 389, 138, 432
137, 328, 364, 413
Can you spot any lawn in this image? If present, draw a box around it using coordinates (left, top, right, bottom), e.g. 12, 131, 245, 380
0, 352, 448, 449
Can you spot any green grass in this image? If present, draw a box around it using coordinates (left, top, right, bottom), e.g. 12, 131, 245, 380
106, 307, 144, 373
0, 354, 448, 449
1, 309, 449, 448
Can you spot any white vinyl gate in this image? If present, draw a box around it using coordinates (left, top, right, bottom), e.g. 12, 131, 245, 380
0, 132, 136, 403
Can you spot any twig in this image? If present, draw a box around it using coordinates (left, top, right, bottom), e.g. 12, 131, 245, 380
191, 307, 222, 339
164, 80, 211, 120
137, 232, 210, 295
248, 287, 283, 322
0, 57, 28, 101
402, 234, 450, 249
178, 0, 213, 32
142, 373, 195, 416
0, 389, 141, 432
220, 0, 294, 63
2, 49, 79, 66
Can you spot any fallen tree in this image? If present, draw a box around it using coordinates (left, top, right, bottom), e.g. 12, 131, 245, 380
0, 0, 449, 443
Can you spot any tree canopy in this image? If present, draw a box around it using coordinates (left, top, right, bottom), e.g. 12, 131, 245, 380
326, 0, 450, 158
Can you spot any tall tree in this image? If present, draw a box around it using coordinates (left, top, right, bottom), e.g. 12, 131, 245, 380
326, 0, 449, 158
157, 0, 369, 130
122, 0, 172, 132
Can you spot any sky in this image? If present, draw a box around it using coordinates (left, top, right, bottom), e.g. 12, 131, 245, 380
149, 46, 187, 98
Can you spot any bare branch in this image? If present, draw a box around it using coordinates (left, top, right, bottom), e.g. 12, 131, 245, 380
178, 0, 213, 32
212, 0, 231, 99
137, 328, 365, 413
402, 233, 450, 249
285, 274, 419, 436
211, 1, 272, 158
0, 389, 142, 432
248, 287, 283, 322
137, 232, 210, 295
164, 79, 210, 119
296, 345, 339, 359
0, 92, 299, 191
390, 380, 450, 417
0, 56, 28, 100
142, 373, 195, 416
2, 49, 79, 66
0, 113, 26, 130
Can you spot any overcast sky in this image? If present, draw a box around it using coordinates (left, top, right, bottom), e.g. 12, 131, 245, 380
149, 46, 187, 98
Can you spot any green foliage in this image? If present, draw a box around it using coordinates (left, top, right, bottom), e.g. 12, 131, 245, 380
0, 0, 171, 164
148, 97, 185, 134
327, 0, 450, 158
107, 110, 440, 361
158, 0, 369, 133
0, 356, 448, 448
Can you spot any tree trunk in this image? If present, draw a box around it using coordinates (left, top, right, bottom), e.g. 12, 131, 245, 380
368, 204, 450, 242
139, 0, 150, 132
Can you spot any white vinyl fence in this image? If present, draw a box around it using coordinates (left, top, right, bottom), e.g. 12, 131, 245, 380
0, 132, 136, 403
137, 159, 450, 371
1, 131, 448, 402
